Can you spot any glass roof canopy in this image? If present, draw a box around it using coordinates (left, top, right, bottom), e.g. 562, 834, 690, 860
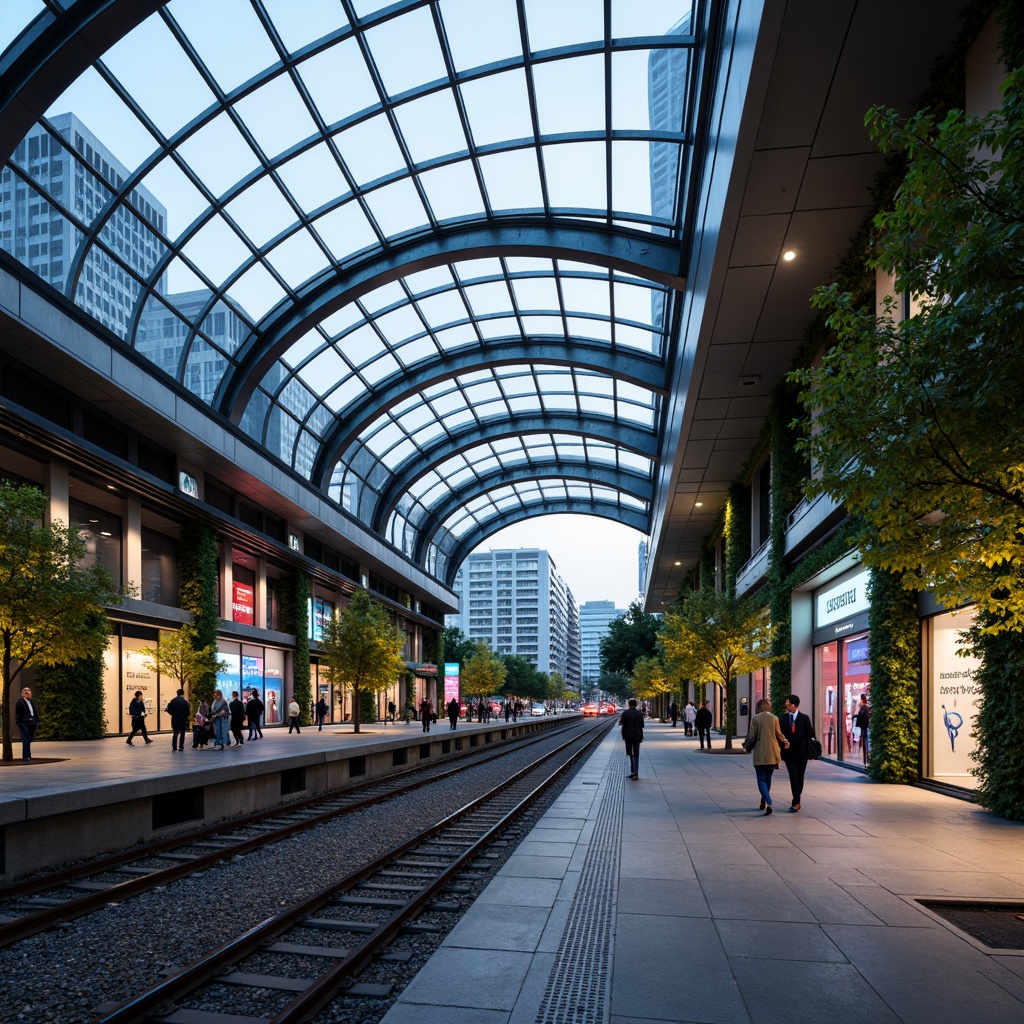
0, 0, 703, 587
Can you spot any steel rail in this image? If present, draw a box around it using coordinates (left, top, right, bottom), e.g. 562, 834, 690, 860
92, 718, 612, 1024
0, 717, 578, 948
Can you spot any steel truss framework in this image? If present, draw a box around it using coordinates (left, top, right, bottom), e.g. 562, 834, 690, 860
0, 0, 709, 586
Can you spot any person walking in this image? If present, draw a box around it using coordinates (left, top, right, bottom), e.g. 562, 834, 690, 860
854, 693, 871, 765
316, 696, 329, 731
619, 697, 645, 779
694, 700, 713, 749
744, 698, 789, 815
669, 700, 679, 727
229, 691, 246, 746
779, 694, 815, 811
193, 699, 211, 748
447, 696, 460, 730
287, 697, 301, 733
503, 700, 511, 723
126, 690, 153, 745
387, 699, 396, 723
246, 690, 264, 740
15, 686, 39, 761
420, 697, 432, 733
165, 688, 191, 751
210, 690, 230, 749
683, 700, 697, 736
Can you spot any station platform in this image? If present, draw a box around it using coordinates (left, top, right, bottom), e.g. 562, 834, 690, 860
382, 722, 1024, 1024
0, 713, 565, 879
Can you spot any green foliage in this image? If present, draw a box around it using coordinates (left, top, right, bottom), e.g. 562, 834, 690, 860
793, 70, 1024, 634
321, 589, 404, 733
279, 572, 311, 725
499, 653, 547, 699
661, 589, 780, 748
140, 623, 227, 704
969, 613, 1024, 819
461, 643, 507, 696
441, 626, 477, 670
422, 627, 443, 667
866, 569, 922, 782
34, 655, 106, 740
630, 656, 669, 703
724, 483, 751, 597
0, 482, 121, 760
599, 600, 661, 677
177, 520, 219, 704
597, 670, 631, 701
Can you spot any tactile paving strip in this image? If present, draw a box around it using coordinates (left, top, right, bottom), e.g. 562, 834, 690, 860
534, 759, 623, 1024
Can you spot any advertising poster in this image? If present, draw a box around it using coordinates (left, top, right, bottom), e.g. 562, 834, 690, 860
121, 639, 157, 733
931, 614, 982, 784
232, 580, 254, 624
217, 649, 241, 696
242, 653, 263, 698
444, 662, 459, 704
264, 680, 282, 724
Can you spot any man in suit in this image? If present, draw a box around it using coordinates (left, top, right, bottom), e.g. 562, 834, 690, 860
620, 698, 645, 779
779, 694, 815, 811
165, 688, 191, 751
246, 690, 264, 740
15, 686, 39, 761
694, 700, 713, 749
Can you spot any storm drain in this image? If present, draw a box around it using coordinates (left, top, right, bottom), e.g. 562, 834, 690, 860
535, 761, 623, 1024
917, 899, 1024, 950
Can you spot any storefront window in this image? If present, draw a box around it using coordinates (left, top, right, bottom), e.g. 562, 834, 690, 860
815, 633, 870, 762
141, 528, 178, 604
927, 609, 980, 788
71, 499, 121, 584
264, 647, 284, 725
121, 635, 157, 733
816, 642, 839, 758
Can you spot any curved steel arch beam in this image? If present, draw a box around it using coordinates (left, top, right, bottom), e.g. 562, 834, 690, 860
308, 338, 666, 488
368, 413, 658, 534
217, 221, 685, 420
409, 461, 654, 563
441, 501, 650, 588
0, 1, 167, 164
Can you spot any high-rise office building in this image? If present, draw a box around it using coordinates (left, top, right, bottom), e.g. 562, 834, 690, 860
448, 548, 581, 688
579, 600, 626, 686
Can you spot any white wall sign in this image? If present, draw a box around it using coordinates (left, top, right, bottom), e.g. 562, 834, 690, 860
815, 569, 871, 628
178, 471, 199, 499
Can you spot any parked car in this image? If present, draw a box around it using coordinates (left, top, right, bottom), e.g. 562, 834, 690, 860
531, 703, 546, 716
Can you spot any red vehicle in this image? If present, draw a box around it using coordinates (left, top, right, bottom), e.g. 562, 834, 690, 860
602, 703, 618, 715
582, 703, 599, 717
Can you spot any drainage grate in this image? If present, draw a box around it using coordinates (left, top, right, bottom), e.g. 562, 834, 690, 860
917, 900, 1024, 949
535, 765, 622, 1024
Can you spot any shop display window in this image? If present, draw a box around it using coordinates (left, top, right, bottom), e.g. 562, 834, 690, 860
927, 609, 980, 787
815, 632, 871, 763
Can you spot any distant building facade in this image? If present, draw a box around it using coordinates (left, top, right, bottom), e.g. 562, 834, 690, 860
580, 600, 626, 686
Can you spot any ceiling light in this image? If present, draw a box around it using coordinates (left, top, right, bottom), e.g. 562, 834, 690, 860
695, 501, 703, 507
782, 250, 796, 261
100, 531, 112, 537
674, 561, 681, 566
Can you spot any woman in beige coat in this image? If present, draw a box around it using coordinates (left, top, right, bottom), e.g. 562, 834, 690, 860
744, 698, 789, 815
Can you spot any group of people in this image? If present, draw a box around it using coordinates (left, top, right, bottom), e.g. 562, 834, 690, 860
667, 700, 712, 745
744, 694, 816, 814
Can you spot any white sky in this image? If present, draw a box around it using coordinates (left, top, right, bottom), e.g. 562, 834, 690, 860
472, 514, 643, 610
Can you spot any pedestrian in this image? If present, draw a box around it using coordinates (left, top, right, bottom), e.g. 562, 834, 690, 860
387, 699, 396, 723
247, 689, 264, 740
165, 688, 191, 751
620, 697, 645, 779
694, 700, 713, 749
669, 700, 679, 727
210, 689, 230, 748
778, 694, 815, 811
14, 686, 39, 761
447, 696, 460, 730
420, 697, 432, 733
744, 698, 789, 815
477, 699, 486, 723
287, 697, 301, 733
854, 693, 871, 765
316, 696, 328, 731
684, 700, 696, 736
192, 699, 210, 748
503, 700, 511, 723
126, 690, 153, 745
229, 691, 246, 746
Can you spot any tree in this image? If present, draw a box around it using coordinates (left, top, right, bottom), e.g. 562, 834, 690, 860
462, 643, 507, 699
177, 520, 220, 705
599, 600, 661, 677
441, 625, 477, 670
792, 69, 1024, 633
0, 482, 122, 761
320, 589, 405, 733
597, 670, 631, 702
629, 656, 671, 706
499, 653, 542, 700
140, 623, 226, 704
660, 590, 779, 750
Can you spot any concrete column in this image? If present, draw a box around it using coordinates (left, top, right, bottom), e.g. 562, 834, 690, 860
221, 539, 233, 621
45, 461, 69, 526
123, 495, 142, 596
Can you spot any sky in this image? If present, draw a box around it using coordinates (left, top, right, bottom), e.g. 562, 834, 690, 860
474, 514, 643, 610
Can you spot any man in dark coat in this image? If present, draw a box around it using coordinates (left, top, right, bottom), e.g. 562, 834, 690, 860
620, 698, 645, 779
447, 696, 460, 729
229, 691, 246, 746
694, 701, 713, 749
246, 690, 264, 740
15, 686, 39, 761
316, 696, 329, 731
778, 694, 815, 811
165, 688, 191, 751
126, 690, 152, 745
420, 697, 432, 733
669, 700, 679, 727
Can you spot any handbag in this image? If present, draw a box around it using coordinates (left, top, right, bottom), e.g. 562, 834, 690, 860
808, 737, 823, 760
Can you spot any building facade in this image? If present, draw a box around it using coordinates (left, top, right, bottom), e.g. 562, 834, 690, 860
579, 600, 625, 687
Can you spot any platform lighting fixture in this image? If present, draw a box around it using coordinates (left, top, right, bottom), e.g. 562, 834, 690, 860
674, 561, 681, 566
695, 501, 703, 507
783, 250, 796, 261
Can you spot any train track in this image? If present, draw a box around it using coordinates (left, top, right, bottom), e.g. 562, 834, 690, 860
0, 717, 582, 949
90, 716, 611, 1023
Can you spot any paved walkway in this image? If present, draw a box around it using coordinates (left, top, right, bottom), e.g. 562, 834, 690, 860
381, 721, 1024, 1024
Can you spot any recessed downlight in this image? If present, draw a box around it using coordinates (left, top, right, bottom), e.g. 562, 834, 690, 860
782, 250, 796, 261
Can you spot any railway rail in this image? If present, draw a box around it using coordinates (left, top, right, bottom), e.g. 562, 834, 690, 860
90, 715, 611, 1023
0, 716, 581, 949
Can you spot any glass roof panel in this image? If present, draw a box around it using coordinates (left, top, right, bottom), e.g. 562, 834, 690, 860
533, 55, 606, 136
315, 202, 379, 261
275, 143, 352, 212
228, 263, 285, 322
181, 214, 252, 285
260, 0, 348, 54
363, 178, 429, 237
543, 142, 606, 210
420, 161, 486, 221
0, 1, 43, 56
224, 177, 297, 248
416, 290, 468, 327
459, 70, 534, 147
440, 0, 521, 71
176, 112, 260, 200
233, 75, 320, 162
525, 0, 604, 50
266, 228, 330, 290
297, 40, 379, 125
364, 7, 447, 98
336, 114, 407, 187
393, 89, 467, 165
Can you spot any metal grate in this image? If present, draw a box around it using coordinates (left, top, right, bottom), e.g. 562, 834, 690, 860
535, 759, 623, 1024
918, 899, 1024, 949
